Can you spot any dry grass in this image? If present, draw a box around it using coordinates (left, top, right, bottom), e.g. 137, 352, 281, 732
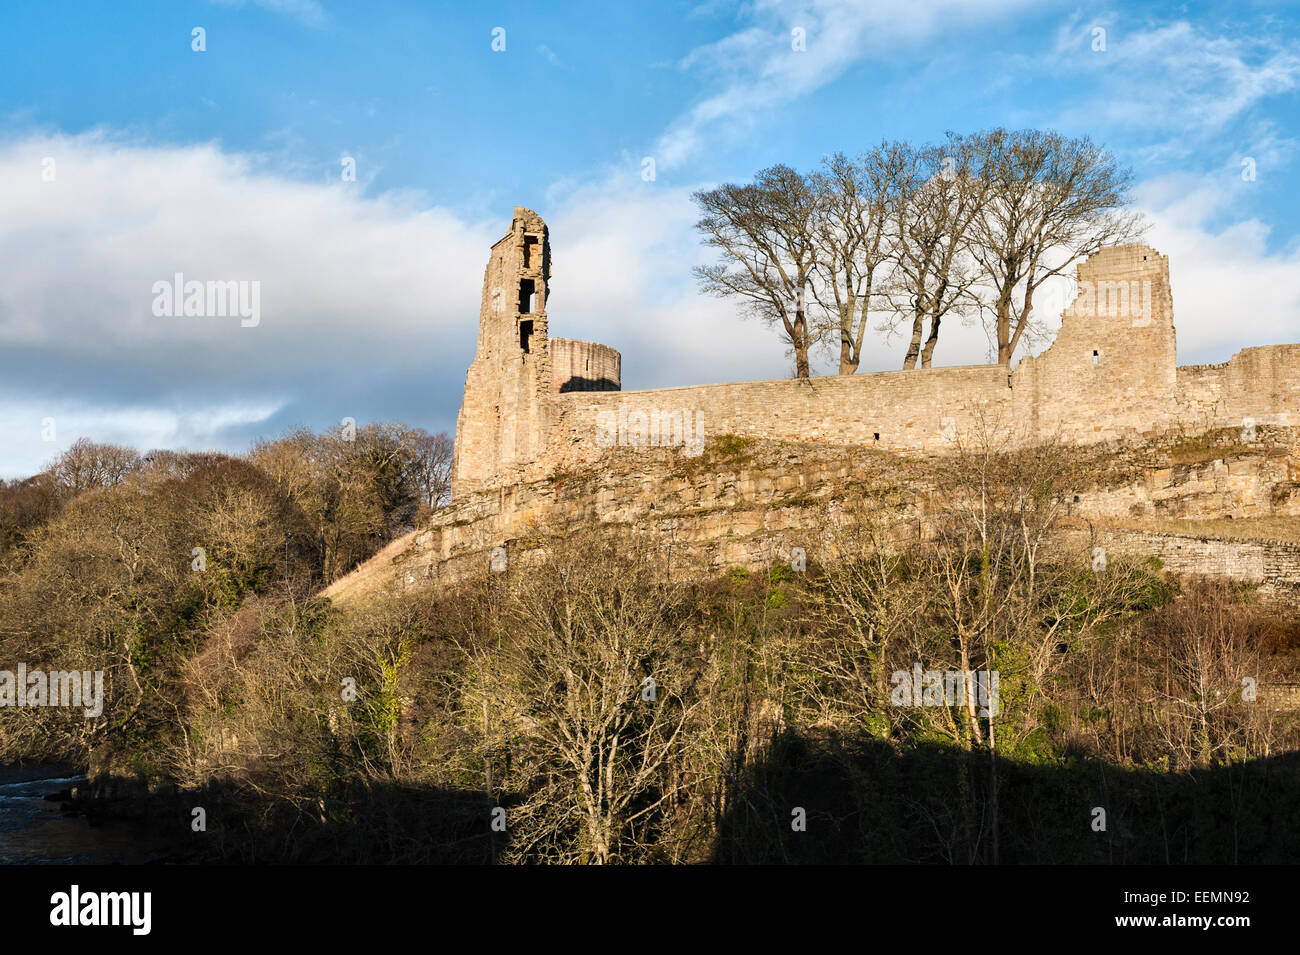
321, 530, 419, 603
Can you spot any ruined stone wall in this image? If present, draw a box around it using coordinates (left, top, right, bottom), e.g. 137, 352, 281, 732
1107, 530, 1300, 595
452, 209, 624, 496
544, 364, 1014, 476
1221, 345, 1300, 427
1173, 347, 1300, 436
1009, 244, 1178, 442
1175, 363, 1229, 429
549, 338, 621, 394
529, 244, 1200, 479
451, 217, 1299, 499
451, 207, 553, 497
525, 243, 1297, 484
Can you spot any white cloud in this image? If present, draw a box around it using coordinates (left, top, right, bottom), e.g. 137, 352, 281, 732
0, 132, 489, 355
1, 399, 286, 479
657, 0, 1043, 169
538, 45, 568, 70
1137, 171, 1300, 361
547, 173, 786, 385
0, 130, 493, 477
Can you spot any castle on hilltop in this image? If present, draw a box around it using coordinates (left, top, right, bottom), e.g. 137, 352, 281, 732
450, 207, 1300, 501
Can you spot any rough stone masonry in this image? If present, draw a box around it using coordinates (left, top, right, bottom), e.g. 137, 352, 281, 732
451, 208, 1300, 501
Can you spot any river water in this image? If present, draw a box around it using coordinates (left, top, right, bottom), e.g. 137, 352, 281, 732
0, 764, 157, 864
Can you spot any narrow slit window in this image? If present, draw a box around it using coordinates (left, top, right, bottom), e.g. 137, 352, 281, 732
1092, 350, 1100, 365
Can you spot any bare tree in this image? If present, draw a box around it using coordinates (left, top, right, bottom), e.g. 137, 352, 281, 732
48, 438, 140, 496
408, 428, 453, 509
693, 165, 820, 378
1144, 581, 1274, 770
885, 133, 987, 369
466, 533, 700, 863
808, 146, 903, 374
968, 128, 1145, 365
799, 488, 926, 737
249, 423, 424, 581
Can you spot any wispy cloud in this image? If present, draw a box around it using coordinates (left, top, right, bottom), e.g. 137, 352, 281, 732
538, 44, 568, 70
1047, 17, 1300, 157
655, 0, 1043, 169
207, 0, 329, 29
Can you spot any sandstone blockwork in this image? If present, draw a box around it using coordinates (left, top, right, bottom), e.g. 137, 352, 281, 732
451, 210, 1300, 501
549, 338, 621, 395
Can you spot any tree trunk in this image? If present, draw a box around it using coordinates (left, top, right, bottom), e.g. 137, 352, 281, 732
996, 286, 1013, 365
989, 709, 999, 865
839, 331, 859, 375
789, 285, 811, 378
838, 301, 859, 374
794, 340, 810, 378
902, 312, 924, 369
592, 826, 610, 865
959, 638, 985, 747
920, 313, 941, 368
793, 313, 810, 378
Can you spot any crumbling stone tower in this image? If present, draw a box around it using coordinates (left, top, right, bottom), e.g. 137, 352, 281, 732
1012, 244, 1178, 441
451, 207, 553, 497
452, 207, 621, 498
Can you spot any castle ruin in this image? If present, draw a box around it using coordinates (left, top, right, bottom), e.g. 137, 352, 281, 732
452, 208, 1299, 501
452, 207, 622, 497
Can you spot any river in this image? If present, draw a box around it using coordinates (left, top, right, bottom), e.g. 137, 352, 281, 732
0, 764, 158, 864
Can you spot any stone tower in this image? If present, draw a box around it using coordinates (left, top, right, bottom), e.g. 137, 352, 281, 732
1012, 244, 1178, 441
451, 207, 622, 498
451, 207, 554, 497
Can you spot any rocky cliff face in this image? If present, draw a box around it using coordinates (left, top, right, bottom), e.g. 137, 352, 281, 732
323, 426, 1300, 604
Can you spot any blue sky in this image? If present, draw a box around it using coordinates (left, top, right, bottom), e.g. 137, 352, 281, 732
1, 0, 1298, 477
